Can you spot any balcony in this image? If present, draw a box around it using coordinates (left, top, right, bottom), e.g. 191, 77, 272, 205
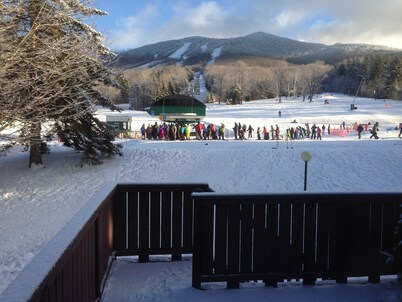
0, 183, 400, 301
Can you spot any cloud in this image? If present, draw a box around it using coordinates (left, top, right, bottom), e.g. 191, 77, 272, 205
112, 4, 160, 50
105, 0, 402, 50
272, 11, 304, 29
183, 2, 226, 28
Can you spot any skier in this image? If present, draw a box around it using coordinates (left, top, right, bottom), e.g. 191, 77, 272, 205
219, 123, 225, 140
275, 124, 280, 140
357, 124, 364, 139
257, 127, 261, 140
140, 124, 146, 140
195, 122, 203, 140
316, 126, 322, 140
247, 125, 254, 139
233, 123, 238, 140
370, 122, 379, 139
210, 123, 217, 139
270, 125, 275, 140
311, 124, 317, 139
263, 126, 269, 140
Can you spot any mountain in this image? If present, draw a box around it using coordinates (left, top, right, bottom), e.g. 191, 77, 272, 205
115, 32, 401, 68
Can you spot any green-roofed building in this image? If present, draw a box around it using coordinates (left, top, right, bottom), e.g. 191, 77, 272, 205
145, 95, 206, 123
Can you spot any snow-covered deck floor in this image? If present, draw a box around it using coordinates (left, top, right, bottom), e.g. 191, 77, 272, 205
101, 256, 400, 302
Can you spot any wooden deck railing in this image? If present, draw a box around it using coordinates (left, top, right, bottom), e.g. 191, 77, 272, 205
112, 183, 213, 261
192, 192, 401, 289
0, 185, 399, 301
0, 183, 212, 302
0, 182, 117, 302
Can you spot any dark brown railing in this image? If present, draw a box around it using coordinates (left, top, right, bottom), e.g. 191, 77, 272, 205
0, 182, 117, 302
0, 183, 212, 302
192, 192, 401, 289
1, 185, 399, 301
112, 183, 214, 261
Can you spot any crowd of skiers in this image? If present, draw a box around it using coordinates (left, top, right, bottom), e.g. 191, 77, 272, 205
140, 122, 226, 141
233, 122, 328, 141
140, 120, 391, 141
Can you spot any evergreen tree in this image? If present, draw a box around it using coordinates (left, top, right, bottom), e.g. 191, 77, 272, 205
383, 56, 402, 99
0, 0, 122, 166
227, 84, 242, 104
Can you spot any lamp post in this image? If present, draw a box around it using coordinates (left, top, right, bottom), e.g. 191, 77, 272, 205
301, 151, 312, 191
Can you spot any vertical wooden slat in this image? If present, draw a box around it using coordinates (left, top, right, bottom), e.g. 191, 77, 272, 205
315, 202, 332, 274
353, 201, 371, 272
76, 244, 82, 302
150, 191, 161, 250
161, 191, 172, 250
201, 203, 215, 275
227, 204, 241, 288
252, 203, 267, 274
113, 191, 127, 251
139, 191, 150, 262
82, 227, 89, 302
278, 202, 292, 273
382, 201, 399, 255
291, 202, 304, 274
368, 201, 382, 282
90, 221, 97, 301
240, 203, 253, 274
192, 195, 205, 289
127, 191, 139, 252
172, 191, 183, 255
182, 191, 194, 250
214, 203, 228, 275
303, 201, 317, 285
333, 201, 347, 283
56, 274, 63, 302
266, 203, 279, 273
66, 257, 73, 302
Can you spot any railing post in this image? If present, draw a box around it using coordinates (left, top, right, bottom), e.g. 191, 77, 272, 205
192, 194, 203, 289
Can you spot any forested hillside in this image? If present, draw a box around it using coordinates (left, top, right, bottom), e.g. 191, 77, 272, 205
325, 55, 402, 100
109, 32, 402, 108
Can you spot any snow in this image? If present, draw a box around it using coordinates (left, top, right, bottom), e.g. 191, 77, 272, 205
169, 42, 192, 59
201, 43, 208, 52
101, 257, 400, 302
208, 46, 222, 64
1, 94, 402, 300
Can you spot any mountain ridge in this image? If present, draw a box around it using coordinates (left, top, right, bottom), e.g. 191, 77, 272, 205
115, 32, 401, 68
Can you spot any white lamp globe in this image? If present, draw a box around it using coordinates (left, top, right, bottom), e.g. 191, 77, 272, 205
301, 151, 312, 162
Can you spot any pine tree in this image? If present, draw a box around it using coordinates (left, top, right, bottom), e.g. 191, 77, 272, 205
227, 84, 242, 104
383, 56, 402, 99
0, 0, 122, 166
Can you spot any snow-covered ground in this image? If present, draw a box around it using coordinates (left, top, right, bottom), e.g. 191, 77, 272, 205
1, 94, 402, 300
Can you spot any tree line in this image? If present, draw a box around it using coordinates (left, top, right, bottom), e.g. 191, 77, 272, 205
325, 55, 402, 100
118, 53, 401, 111
115, 61, 333, 108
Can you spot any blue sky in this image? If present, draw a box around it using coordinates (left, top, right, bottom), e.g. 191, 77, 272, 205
93, 0, 402, 51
